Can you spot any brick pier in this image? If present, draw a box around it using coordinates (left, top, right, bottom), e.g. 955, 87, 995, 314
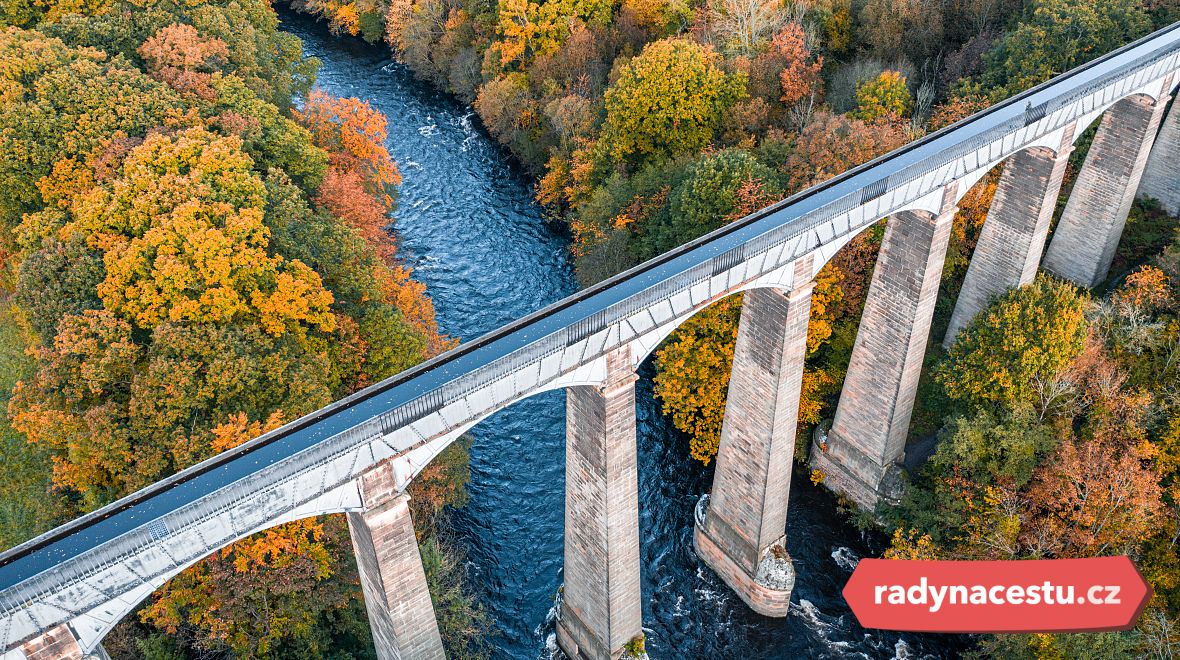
815, 186, 957, 510
556, 347, 643, 660
1045, 88, 1172, 287
348, 464, 445, 660
1138, 100, 1180, 214
944, 125, 1074, 346
694, 258, 814, 616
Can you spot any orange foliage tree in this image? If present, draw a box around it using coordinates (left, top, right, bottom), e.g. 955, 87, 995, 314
295, 90, 402, 207
772, 23, 823, 106
61, 128, 336, 337
782, 111, 907, 193
138, 23, 229, 100
1023, 432, 1164, 557
653, 295, 742, 463
296, 92, 452, 355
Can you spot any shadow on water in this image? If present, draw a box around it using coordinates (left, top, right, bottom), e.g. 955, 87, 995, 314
278, 9, 970, 658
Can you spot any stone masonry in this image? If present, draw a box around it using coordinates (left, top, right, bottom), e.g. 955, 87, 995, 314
695, 257, 814, 617
347, 463, 445, 660
1138, 99, 1180, 214
1044, 87, 1172, 287
944, 125, 1075, 346
557, 347, 642, 660
816, 185, 957, 510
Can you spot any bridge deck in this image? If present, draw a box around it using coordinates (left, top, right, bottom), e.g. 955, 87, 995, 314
2, 19, 1180, 597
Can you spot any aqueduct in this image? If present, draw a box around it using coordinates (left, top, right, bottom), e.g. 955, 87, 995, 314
4, 20, 1180, 660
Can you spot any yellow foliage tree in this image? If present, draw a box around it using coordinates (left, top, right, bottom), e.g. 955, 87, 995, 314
852, 70, 913, 120
654, 294, 834, 464
58, 128, 336, 336
601, 38, 746, 167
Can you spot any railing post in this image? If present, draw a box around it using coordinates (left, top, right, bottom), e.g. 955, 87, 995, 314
944, 124, 1076, 346
1044, 79, 1173, 287
694, 256, 814, 616
557, 347, 643, 660
815, 185, 957, 510
348, 463, 445, 660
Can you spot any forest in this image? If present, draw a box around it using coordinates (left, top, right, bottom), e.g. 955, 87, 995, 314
0, 0, 491, 656
2, 0, 1180, 656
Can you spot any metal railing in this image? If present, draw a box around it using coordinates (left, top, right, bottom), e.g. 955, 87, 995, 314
3, 17, 1180, 625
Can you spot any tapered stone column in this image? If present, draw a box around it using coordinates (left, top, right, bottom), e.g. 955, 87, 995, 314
694, 257, 814, 617
557, 347, 642, 660
944, 124, 1075, 346
1137, 98, 1180, 214
1044, 87, 1172, 287
19, 625, 83, 660
815, 186, 957, 510
348, 463, 445, 660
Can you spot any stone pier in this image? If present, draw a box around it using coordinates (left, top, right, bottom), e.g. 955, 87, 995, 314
1137, 99, 1180, 214
694, 258, 814, 617
347, 464, 445, 660
944, 125, 1075, 346
1044, 87, 1171, 287
815, 187, 957, 510
557, 347, 643, 660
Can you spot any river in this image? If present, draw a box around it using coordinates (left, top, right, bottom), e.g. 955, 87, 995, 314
279, 10, 964, 659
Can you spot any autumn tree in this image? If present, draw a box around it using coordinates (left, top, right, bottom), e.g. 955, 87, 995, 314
138, 23, 229, 100
772, 23, 823, 106
495, 0, 616, 66
53, 128, 335, 336
654, 296, 741, 463
927, 94, 991, 131
739, 22, 822, 129
781, 111, 907, 192
852, 70, 913, 120
600, 38, 746, 168
472, 73, 544, 165
975, 0, 1152, 99
0, 29, 183, 235
299, 0, 388, 41
1023, 432, 1164, 557
706, 0, 790, 56
937, 276, 1089, 410
295, 91, 402, 204
859, 0, 944, 62
295, 91, 405, 255
0, 0, 112, 28
141, 414, 363, 658
641, 149, 780, 257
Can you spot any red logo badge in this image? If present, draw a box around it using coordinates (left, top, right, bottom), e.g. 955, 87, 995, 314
843, 556, 1152, 633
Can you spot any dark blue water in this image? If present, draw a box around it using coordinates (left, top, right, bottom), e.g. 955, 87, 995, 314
281, 11, 964, 659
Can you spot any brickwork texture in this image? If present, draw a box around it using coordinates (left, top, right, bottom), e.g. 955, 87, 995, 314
1045, 92, 1170, 287
557, 348, 642, 660
348, 480, 444, 660
945, 129, 1073, 346
819, 188, 956, 509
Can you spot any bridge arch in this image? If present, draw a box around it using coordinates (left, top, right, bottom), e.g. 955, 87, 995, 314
52, 481, 363, 656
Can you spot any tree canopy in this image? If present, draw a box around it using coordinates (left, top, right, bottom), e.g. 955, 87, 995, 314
601, 38, 746, 168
